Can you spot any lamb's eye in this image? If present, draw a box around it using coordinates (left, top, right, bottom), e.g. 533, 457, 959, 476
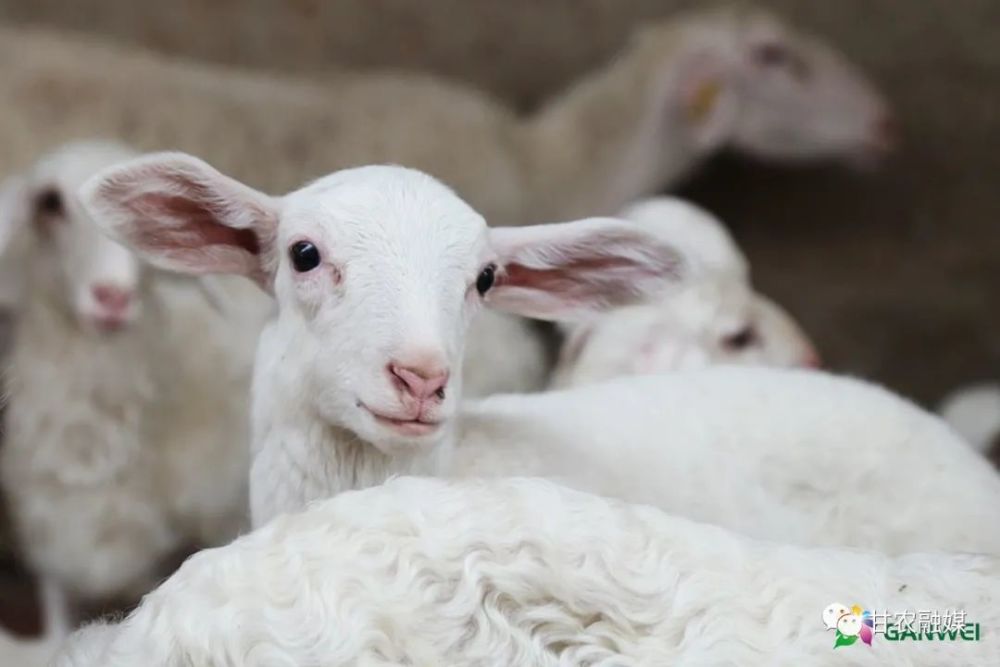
290, 241, 321, 272
35, 188, 64, 216
722, 326, 757, 351
476, 263, 497, 296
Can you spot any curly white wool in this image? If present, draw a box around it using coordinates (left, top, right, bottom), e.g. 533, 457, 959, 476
56, 478, 1000, 667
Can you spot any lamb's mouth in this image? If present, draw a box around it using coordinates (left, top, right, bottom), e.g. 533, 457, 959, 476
359, 403, 442, 437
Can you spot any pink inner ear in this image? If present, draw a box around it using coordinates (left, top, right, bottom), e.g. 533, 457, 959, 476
503, 255, 659, 309
129, 194, 259, 255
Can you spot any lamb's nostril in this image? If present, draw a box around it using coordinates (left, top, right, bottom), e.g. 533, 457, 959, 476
388, 362, 450, 401
92, 284, 133, 312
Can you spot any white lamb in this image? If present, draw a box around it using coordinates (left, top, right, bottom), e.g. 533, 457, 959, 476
939, 383, 1000, 455
55, 477, 1000, 667
0, 142, 272, 640
0, 7, 892, 397
82, 155, 1000, 556
552, 197, 819, 388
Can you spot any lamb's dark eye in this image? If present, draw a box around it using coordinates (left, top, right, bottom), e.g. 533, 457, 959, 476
722, 326, 757, 351
289, 241, 321, 272
35, 188, 64, 217
476, 263, 496, 296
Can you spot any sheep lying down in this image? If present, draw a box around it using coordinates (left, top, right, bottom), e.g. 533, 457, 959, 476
56, 477, 999, 667
551, 196, 820, 388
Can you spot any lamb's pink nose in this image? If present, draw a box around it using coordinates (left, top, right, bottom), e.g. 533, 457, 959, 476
92, 284, 133, 313
389, 362, 450, 402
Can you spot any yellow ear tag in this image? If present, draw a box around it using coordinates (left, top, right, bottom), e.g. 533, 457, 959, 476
687, 80, 720, 123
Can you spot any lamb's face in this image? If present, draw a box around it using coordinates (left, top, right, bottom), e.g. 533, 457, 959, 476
559, 285, 819, 385
83, 155, 687, 456
274, 168, 492, 451
727, 15, 895, 165
4, 142, 144, 334
35, 181, 142, 333
604, 197, 819, 372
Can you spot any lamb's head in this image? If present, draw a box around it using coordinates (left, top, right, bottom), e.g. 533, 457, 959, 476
555, 283, 819, 386
618, 197, 748, 282
554, 196, 819, 387
0, 141, 143, 333
636, 6, 894, 165
81, 154, 685, 453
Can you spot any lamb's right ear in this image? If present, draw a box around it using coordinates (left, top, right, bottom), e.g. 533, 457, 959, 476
487, 217, 688, 322
80, 152, 280, 291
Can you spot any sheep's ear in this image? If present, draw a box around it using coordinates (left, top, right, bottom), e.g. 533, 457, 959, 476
80, 152, 280, 291
486, 217, 686, 321
679, 55, 741, 150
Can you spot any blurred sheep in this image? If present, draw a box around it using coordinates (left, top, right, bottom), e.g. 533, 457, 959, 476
0, 141, 273, 643
552, 197, 819, 388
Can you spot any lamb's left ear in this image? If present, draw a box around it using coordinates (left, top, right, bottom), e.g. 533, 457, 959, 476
80, 152, 280, 291
486, 217, 686, 321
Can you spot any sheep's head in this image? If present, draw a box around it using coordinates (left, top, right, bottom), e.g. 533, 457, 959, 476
554, 196, 820, 387
637, 7, 894, 165
0, 141, 143, 333
556, 284, 819, 387
81, 154, 686, 453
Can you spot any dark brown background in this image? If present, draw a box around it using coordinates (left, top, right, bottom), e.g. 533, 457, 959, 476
0, 0, 997, 635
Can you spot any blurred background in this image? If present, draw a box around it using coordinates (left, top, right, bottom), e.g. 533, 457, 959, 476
0, 0, 997, 639
1, 0, 994, 402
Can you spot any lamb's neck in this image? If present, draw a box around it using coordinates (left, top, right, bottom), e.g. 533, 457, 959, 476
515, 33, 708, 222
250, 326, 453, 522
315, 418, 452, 495
251, 405, 454, 524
